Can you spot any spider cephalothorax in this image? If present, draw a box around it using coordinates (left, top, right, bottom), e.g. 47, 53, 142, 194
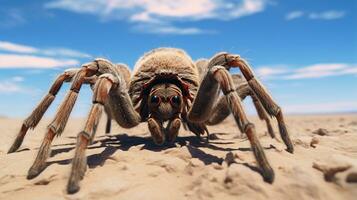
135, 71, 193, 122
148, 83, 183, 121
8, 47, 294, 194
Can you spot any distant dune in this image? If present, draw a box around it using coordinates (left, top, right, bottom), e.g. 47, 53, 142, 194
1, 114, 357, 200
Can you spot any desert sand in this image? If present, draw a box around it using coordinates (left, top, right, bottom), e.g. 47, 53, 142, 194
1, 114, 357, 200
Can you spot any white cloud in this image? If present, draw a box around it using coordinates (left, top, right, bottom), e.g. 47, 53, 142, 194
0, 77, 39, 95
256, 66, 288, 78
0, 40, 91, 58
343, 67, 357, 74
0, 41, 38, 54
0, 40, 92, 68
309, 11, 345, 20
12, 76, 24, 82
44, 0, 269, 34
45, 0, 262, 20
285, 63, 357, 80
286, 10, 346, 21
41, 48, 91, 58
0, 54, 79, 68
283, 101, 357, 114
256, 63, 357, 80
134, 24, 214, 35
285, 11, 304, 20
229, 0, 266, 18
0, 81, 23, 93
145, 26, 204, 35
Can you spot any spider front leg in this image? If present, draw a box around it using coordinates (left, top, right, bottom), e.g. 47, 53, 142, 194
226, 54, 294, 153
188, 65, 274, 183
68, 73, 141, 194
27, 65, 98, 179
7, 69, 79, 153
67, 74, 111, 193
206, 79, 276, 139
251, 94, 275, 138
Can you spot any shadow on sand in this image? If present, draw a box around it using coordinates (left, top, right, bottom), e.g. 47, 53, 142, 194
38, 132, 273, 182
47, 133, 234, 167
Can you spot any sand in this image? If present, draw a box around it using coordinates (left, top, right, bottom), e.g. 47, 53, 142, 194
1, 114, 357, 200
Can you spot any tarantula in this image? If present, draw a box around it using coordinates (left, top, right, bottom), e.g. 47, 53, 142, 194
8, 48, 293, 194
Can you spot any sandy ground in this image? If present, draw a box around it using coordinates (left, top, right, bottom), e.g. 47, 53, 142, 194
0, 114, 357, 200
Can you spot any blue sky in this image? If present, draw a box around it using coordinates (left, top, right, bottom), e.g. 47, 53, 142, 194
0, 0, 356, 117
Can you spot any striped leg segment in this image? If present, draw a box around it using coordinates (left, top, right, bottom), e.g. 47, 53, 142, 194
228, 56, 293, 153
67, 74, 113, 194
27, 65, 97, 179
67, 70, 142, 194
206, 74, 275, 139
188, 64, 274, 183
212, 66, 274, 182
201, 52, 293, 153
251, 94, 275, 138
8, 69, 79, 154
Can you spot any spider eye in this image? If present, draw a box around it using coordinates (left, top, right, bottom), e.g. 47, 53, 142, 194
170, 95, 181, 106
150, 95, 161, 105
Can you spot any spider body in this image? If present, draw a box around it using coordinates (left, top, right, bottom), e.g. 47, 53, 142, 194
131, 48, 198, 119
128, 48, 204, 143
8, 47, 294, 194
